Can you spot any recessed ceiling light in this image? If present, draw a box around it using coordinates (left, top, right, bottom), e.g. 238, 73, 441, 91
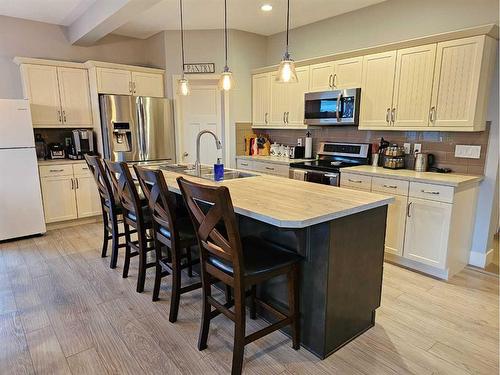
261, 4, 273, 12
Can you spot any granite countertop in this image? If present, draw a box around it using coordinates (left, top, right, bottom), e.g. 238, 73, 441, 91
152, 167, 393, 228
236, 155, 315, 165
342, 165, 483, 187
38, 159, 87, 165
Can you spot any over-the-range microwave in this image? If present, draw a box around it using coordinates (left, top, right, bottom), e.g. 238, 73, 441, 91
304, 88, 361, 126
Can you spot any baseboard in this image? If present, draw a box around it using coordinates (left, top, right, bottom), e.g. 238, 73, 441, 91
468, 248, 494, 268
46, 216, 101, 230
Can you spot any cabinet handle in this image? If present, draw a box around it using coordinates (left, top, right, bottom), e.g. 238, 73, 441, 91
383, 184, 398, 189
265, 112, 268, 124
71, 178, 74, 190
75, 178, 79, 189
407, 202, 413, 217
429, 106, 436, 123
57, 110, 62, 123
62, 110, 67, 123
328, 74, 333, 88
283, 112, 286, 123
385, 108, 391, 123
348, 178, 363, 183
391, 108, 396, 124
332, 73, 337, 88
240, 162, 249, 166
421, 189, 440, 195
133, 82, 136, 94
129, 81, 133, 93
286, 111, 289, 123
265, 166, 275, 171
49, 169, 64, 172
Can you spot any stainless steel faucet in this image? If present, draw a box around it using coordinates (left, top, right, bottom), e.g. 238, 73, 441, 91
195, 130, 222, 176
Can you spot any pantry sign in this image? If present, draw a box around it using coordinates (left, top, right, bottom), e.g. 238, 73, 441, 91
183, 63, 216, 74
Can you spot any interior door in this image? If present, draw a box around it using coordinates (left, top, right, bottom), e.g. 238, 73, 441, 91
21, 64, 61, 126
57, 67, 93, 126
392, 44, 436, 128
359, 51, 397, 129
332, 57, 363, 89
97, 68, 132, 95
269, 73, 288, 126
252, 73, 270, 126
286, 67, 310, 127
132, 71, 164, 97
180, 84, 222, 165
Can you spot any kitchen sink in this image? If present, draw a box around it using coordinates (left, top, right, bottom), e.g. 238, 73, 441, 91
157, 163, 256, 181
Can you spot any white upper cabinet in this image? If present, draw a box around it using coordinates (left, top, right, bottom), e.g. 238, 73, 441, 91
252, 73, 270, 126
21, 64, 61, 126
131, 71, 164, 97
286, 67, 309, 127
359, 51, 397, 129
96, 68, 132, 95
430, 36, 494, 131
269, 73, 289, 127
392, 44, 436, 128
309, 62, 334, 92
57, 67, 93, 126
332, 57, 363, 89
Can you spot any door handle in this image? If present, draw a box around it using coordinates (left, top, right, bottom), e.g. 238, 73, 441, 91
385, 108, 391, 124
335, 93, 342, 121
407, 202, 413, 217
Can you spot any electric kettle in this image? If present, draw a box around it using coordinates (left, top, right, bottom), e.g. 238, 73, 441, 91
414, 152, 435, 172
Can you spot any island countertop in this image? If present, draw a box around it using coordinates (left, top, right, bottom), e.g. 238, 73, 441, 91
154, 168, 393, 228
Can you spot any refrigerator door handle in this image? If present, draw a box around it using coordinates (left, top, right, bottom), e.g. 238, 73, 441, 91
136, 97, 147, 160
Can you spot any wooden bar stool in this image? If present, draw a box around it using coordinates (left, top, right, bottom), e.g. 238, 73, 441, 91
105, 160, 155, 293
134, 165, 202, 322
177, 176, 302, 375
84, 154, 130, 269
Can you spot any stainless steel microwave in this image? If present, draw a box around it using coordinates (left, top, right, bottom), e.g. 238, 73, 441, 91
304, 88, 361, 125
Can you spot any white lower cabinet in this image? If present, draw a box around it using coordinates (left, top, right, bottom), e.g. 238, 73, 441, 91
384, 194, 408, 256
39, 163, 101, 224
236, 158, 289, 177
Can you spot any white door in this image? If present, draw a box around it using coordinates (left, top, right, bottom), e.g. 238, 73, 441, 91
384, 194, 408, 256
403, 197, 452, 268
57, 67, 93, 126
269, 73, 288, 126
286, 67, 310, 127
430, 36, 485, 128
179, 84, 222, 165
0, 99, 35, 148
96, 68, 132, 95
392, 44, 436, 128
40, 176, 78, 223
309, 62, 334, 92
132, 71, 164, 97
359, 51, 397, 129
75, 176, 101, 218
332, 57, 363, 89
21, 64, 61, 126
252, 73, 270, 126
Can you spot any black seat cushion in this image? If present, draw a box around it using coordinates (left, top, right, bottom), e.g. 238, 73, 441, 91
127, 205, 151, 224
208, 236, 301, 278
158, 217, 196, 244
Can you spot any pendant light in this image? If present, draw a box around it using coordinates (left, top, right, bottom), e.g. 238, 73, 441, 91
276, 0, 298, 83
218, 0, 234, 91
177, 0, 190, 96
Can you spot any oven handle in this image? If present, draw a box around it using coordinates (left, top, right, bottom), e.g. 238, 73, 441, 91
336, 92, 342, 121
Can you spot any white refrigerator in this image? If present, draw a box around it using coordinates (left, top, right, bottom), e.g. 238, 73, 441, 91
0, 99, 46, 240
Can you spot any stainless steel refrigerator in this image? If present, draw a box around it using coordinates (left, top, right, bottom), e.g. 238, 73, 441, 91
99, 95, 175, 162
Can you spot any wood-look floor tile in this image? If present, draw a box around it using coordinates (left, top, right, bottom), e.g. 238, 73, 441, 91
25, 325, 71, 375
66, 347, 108, 375
0, 311, 34, 375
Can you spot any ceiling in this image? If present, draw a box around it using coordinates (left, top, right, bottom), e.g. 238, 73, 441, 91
0, 0, 387, 40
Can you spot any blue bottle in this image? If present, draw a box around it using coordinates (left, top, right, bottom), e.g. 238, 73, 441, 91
214, 158, 224, 181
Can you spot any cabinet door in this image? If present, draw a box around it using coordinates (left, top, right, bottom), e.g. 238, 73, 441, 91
384, 194, 408, 256
392, 44, 436, 128
359, 51, 397, 129
57, 67, 93, 126
252, 73, 270, 126
75, 176, 101, 218
332, 57, 363, 89
131, 71, 164, 97
403, 197, 451, 268
96, 68, 132, 95
40, 176, 77, 223
430, 36, 485, 129
21, 64, 61, 126
269, 73, 288, 126
309, 62, 334, 92
286, 67, 310, 127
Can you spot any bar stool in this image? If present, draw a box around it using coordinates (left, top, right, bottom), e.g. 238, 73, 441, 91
84, 154, 129, 269
177, 176, 302, 375
105, 160, 155, 293
134, 166, 202, 321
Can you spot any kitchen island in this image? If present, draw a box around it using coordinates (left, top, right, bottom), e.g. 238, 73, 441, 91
153, 167, 393, 359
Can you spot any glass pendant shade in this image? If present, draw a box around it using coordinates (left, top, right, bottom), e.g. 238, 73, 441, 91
276, 55, 298, 83
219, 68, 234, 91
178, 78, 190, 96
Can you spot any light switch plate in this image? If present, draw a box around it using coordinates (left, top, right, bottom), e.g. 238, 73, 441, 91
455, 145, 481, 159
403, 143, 411, 154
414, 143, 422, 155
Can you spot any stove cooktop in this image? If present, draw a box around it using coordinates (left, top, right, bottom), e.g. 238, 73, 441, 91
290, 159, 364, 172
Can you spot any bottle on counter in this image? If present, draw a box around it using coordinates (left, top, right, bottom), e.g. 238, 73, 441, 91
305, 131, 313, 159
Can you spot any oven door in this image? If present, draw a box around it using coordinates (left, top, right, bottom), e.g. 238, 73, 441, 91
304, 88, 360, 125
291, 168, 339, 186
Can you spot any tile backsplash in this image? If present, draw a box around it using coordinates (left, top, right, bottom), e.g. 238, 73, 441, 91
263, 123, 491, 175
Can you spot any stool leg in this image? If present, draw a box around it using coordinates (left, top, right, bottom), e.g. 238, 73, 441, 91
232, 285, 246, 375
152, 239, 163, 302
136, 232, 147, 293
249, 285, 257, 320
198, 277, 212, 351
186, 247, 193, 277
122, 223, 131, 278
169, 246, 182, 323
288, 263, 300, 350
101, 213, 109, 258
110, 216, 119, 269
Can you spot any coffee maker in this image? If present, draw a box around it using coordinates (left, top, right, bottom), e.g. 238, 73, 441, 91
69, 129, 94, 160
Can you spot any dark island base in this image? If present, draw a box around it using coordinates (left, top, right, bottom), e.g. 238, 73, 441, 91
238, 206, 388, 359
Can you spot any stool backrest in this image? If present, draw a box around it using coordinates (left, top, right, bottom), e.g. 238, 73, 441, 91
177, 176, 244, 278
84, 155, 115, 208
134, 166, 178, 243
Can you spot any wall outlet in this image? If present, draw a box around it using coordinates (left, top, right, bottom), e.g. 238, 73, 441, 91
414, 143, 422, 155
455, 145, 481, 159
403, 143, 411, 154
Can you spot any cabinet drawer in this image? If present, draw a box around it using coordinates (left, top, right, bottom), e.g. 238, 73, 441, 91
340, 173, 372, 191
372, 177, 409, 196
73, 163, 92, 176
409, 182, 454, 203
236, 159, 254, 170
39, 164, 74, 177
253, 161, 289, 177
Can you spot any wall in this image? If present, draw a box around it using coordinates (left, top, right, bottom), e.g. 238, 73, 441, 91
266, 0, 499, 65
0, 15, 163, 99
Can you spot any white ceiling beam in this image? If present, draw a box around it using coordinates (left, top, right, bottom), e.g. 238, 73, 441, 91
66, 0, 163, 45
